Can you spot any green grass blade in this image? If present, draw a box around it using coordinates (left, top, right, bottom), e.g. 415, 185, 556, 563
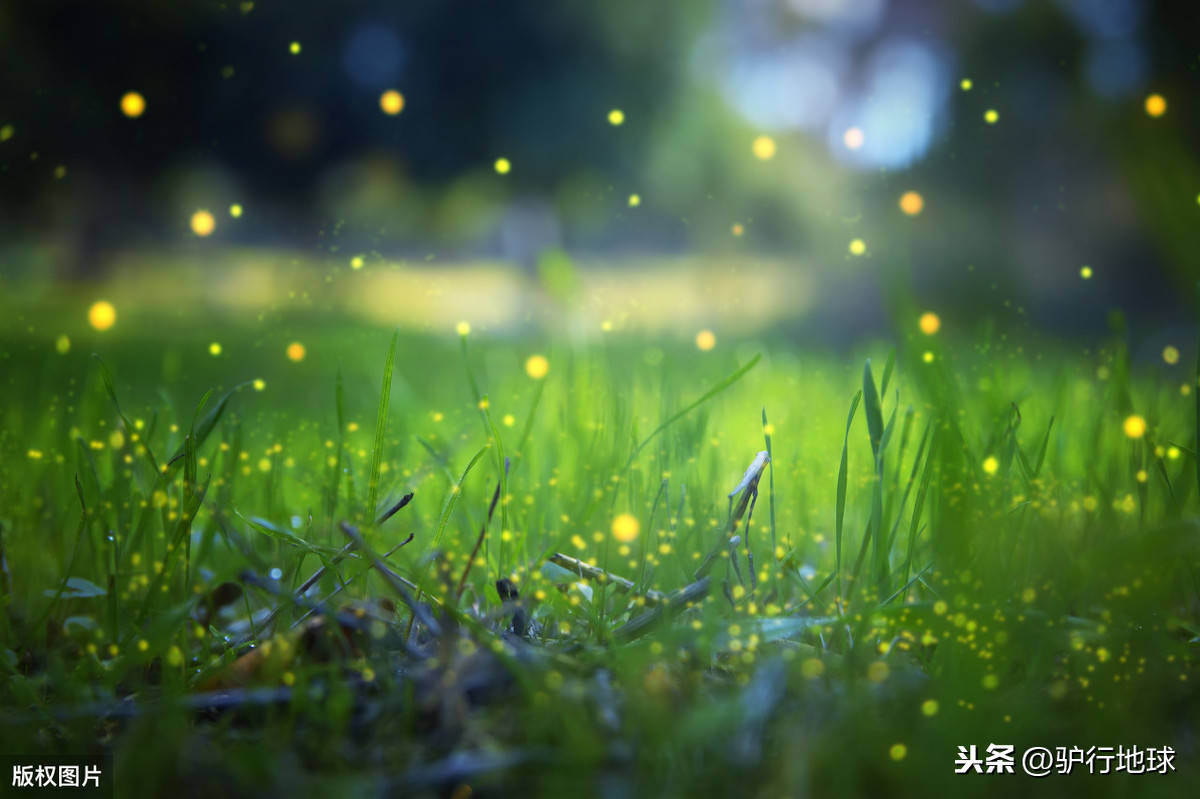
835, 390, 863, 609
366, 329, 399, 525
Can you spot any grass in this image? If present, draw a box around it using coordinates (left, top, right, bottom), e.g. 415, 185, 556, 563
1, 284, 1198, 797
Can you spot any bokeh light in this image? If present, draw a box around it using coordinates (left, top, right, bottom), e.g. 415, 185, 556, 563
525, 354, 549, 379
899, 191, 925, 216
229, 204, 243, 218
752, 135, 777, 160
120, 92, 146, 118
379, 90, 405, 115
456, 321, 471, 336
1080, 265, 1093, 279
289, 41, 302, 55
88, 301, 116, 331
608, 109, 625, 126
209, 342, 222, 356
984, 109, 999, 124
1123, 414, 1146, 439
695, 329, 716, 351
55, 335, 70, 354
611, 513, 640, 543
848, 238, 866, 255
628, 194, 640, 207
286, 341, 306, 362
918, 312, 940, 335
1163, 346, 1180, 365
190, 210, 216, 237
1144, 93, 1166, 118
842, 127, 864, 149
494, 157, 511, 175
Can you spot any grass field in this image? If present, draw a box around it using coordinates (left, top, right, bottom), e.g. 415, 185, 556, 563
1, 264, 1197, 797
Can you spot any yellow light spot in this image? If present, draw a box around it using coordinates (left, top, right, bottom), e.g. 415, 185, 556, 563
933, 600, 948, 615
88, 300, 116, 331
731, 223, 744, 237
27, 449, 43, 460
848, 238, 866, 256
918, 311, 940, 335
1168, 446, 1181, 460
801, 658, 824, 679
899, 191, 924, 216
351, 255, 364, 270
695, 329, 716, 351
289, 41, 301, 55
921, 699, 939, 716
379, 89, 405, 115
253, 379, 265, 391
922, 351, 934, 363
843, 126, 864, 149
984, 108, 999, 124
503, 413, 515, 427
494, 157, 511, 175
137, 639, 149, 652
1021, 587, 1036, 602
627, 193, 640, 207
983, 455, 999, 475
611, 513, 640, 543
1123, 414, 1146, 439
607, 108, 625, 126
190, 210, 216, 237
960, 78, 973, 91
209, 342, 222, 356
1144, 93, 1167, 118
477, 398, 489, 410
889, 743, 907, 761
982, 674, 999, 690
456, 321, 471, 337
751, 135, 777, 160
54, 165, 67, 179
286, 341, 306, 362
229, 203, 243, 218
0, 124, 13, 141
1163, 346, 1180, 365
120, 92, 146, 118
525, 354, 549, 379
258, 458, 271, 472
1136, 469, 1148, 483
867, 661, 890, 683
1080, 265, 1093, 279
166, 645, 183, 667
55, 335, 70, 354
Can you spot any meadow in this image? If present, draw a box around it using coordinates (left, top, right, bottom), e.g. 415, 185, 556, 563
1, 260, 1197, 797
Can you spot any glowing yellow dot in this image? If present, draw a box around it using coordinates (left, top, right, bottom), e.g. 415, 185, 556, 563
628, 193, 640, 207
933, 600, 948, 615
899, 191, 924, 216
0, 124, 13, 141
190, 210, 216, 237
27, 449, 43, 460
848, 238, 866, 256
88, 300, 116, 331
109, 430, 124, 449
752, 135, 777, 160
379, 90, 405, 115
801, 658, 824, 679
1123, 414, 1146, 439
1136, 469, 1148, 483
889, 743, 907, 761
1168, 446, 1181, 459
1163, 346, 1180, 365
1080, 265, 1093, 279
984, 109, 999, 124
166, 646, 183, 667
918, 311, 940, 335
350, 255, 364, 270
258, 458, 272, 472
611, 513, 640, 543
922, 351, 934, 363
456, 320, 471, 336
960, 78, 973, 91
921, 699, 939, 716
289, 41, 301, 55
731, 223, 744, 237
982, 674, 999, 690
229, 203, 243, 218
695, 329, 716, 351
253, 379, 266, 391
1144, 93, 1167, 118
843, 126, 864, 149
55, 335, 70, 354
494, 157, 511, 175
503, 414, 515, 428
608, 108, 625, 126
209, 342, 222, 356
982, 455, 999, 476
120, 92, 146, 118
525, 354, 549, 379
286, 341, 306, 362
